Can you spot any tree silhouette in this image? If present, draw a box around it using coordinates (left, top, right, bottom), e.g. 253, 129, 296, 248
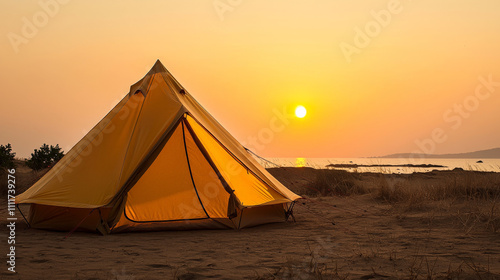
26, 144, 64, 171
0, 143, 16, 170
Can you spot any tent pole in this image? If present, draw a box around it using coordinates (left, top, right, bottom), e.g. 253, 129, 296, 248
237, 208, 244, 229
286, 201, 296, 223
16, 205, 30, 228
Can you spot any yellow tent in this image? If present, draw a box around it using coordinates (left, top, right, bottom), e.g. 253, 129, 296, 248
16, 60, 301, 233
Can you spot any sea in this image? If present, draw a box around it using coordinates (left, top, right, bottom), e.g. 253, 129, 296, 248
259, 157, 500, 174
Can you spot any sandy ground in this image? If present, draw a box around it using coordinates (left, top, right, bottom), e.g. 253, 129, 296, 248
1, 166, 499, 279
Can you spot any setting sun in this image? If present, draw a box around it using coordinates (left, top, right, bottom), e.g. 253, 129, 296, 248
295, 105, 307, 118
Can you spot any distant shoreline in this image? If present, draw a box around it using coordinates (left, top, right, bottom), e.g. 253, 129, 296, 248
326, 163, 446, 169
375, 147, 500, 159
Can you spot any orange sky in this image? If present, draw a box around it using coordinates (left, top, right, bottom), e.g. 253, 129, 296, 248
1, 1, 500, 158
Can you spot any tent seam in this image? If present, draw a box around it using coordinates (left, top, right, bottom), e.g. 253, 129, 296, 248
114, 76, 155, 189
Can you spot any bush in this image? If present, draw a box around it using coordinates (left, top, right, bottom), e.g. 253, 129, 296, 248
26, 144, 64, 171
0, 143, 16, 170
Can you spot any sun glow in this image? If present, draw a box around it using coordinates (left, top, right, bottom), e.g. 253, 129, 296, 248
295, 105, 307, 118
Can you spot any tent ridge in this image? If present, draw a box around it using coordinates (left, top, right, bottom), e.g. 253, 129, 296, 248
148, 59, 168, 75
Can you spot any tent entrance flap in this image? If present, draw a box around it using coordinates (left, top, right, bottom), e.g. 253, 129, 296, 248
123, 121, 209, 222
183, 117, 240, 219
122, 117, 235, 223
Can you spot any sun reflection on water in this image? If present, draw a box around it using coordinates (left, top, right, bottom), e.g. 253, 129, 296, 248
295, 157, 306, 167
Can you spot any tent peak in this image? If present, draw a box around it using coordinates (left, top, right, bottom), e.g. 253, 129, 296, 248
147, 59, 167, 75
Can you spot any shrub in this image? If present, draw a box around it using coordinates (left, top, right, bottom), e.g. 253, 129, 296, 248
26, 144, 64, 171
0, 143, 16, 170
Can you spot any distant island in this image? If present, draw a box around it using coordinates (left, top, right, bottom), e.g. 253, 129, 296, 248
377, 147, 500, 159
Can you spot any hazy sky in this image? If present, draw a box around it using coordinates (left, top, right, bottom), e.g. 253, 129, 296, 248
1, 0, 499, 158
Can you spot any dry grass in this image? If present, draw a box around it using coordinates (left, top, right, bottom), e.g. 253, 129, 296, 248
270, 167, 500, 201
259, 255, 498, 280
401, 255, 497, 280
0, 159, 48, 196
375, 171, 500, 202
372, 171, 500, 233
302, 169, 368, 197
454, 199, 500, 234
261, 245, 350, 280
268, 167, 500, 235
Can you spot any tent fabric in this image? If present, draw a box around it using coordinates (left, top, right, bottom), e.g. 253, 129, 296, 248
16, 60, 301, 233
16, 94, 145, 208
27, 204, 111, 232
